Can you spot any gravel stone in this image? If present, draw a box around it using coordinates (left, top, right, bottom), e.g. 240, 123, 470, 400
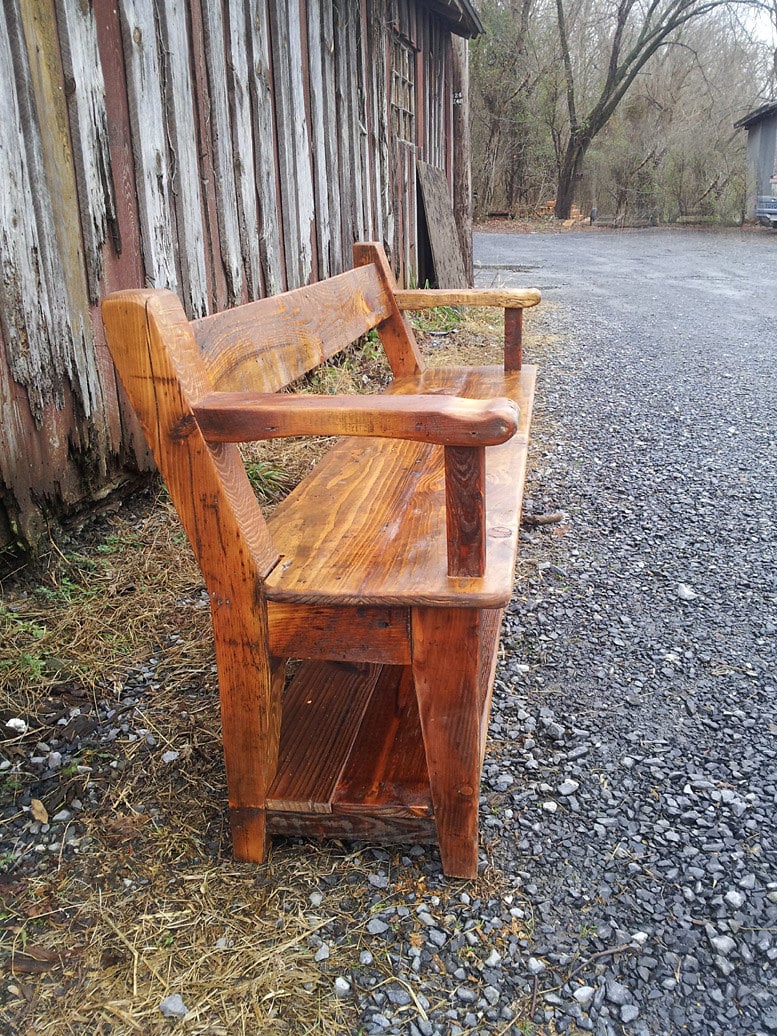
333, 977, 351, 999
159, 994, 188, 1019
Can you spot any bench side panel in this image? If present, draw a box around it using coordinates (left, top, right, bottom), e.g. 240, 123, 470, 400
102, 289, 283, 861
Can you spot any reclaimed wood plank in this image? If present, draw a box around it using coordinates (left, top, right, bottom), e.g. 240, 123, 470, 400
226, 0, 262, 300
353, 242, 424, 376
193, 391, 517, 445
266, 810, 437, 843
102, 289, 281, 862
157, 0, 209, 317
333, 666, 432, 816
444, 445, 486, 576
417, 161, 467, 289
477, 607, 504, 768
347, 2, 367, 240
0, 4, 94, 425
118, 0, 177, 290
55, 0, 119, 304
94, 1, 146, 293
306, 0, 332, 278
245, 0, 284, 295
316, 0, 343, 274
265, 661, 381, 813
267, 603, 411, 664
334, 0, 355, 258
187, 0, 226, 309
201, 0, 243, 304
394, 288, 541, 310
412, 607, 483, 878
369, 0, 390, 246
193, 264, 393, 391
270, 0, 314, 288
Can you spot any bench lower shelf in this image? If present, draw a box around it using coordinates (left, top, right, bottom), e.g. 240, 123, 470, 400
265, 607, 504, 852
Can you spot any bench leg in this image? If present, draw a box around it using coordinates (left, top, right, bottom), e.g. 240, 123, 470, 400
211, 602, 284, 863
412, 607, 483, 878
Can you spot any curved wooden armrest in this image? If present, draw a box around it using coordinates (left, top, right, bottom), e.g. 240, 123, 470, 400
393, 288, 540, 374
192, 392, 519, 447
393, 288, 541, 310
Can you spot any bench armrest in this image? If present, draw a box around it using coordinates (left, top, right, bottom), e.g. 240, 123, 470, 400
394, 288, 540, 373
192, 392, 518, 447
393, 288, 541, 311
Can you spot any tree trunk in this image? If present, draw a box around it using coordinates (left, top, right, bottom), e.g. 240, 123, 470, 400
554, 135, 589, 219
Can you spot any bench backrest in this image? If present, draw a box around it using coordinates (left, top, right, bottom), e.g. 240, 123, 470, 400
101, 243, 423, 593
192, 243, 423, 392
193, 266, 390, 392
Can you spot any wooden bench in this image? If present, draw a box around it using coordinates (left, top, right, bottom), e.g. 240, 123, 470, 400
101, 243, 540, 878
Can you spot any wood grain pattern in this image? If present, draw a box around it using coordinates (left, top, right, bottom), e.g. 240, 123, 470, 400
267, 603, 411, 664
306, 1, 332, 278
504, 306, 523, 372
102, 239, 538, 876
353, 242, 424, 376
266, 810, 437, 843
245, 0, 284, 296
266, 661, 381, 812
156, 0, 209, 317
200, 0, 243, 305
444, 445, 486, 576
55, 0, 118, 303
193, 264, 392, 391
417, 161, 468, 289
192, 392, 518, 446
394, 288, 541, 310
265, 364, 536, 608
411, 607, 483, 877
118, 0, 177, 291
270, 0, 314, 288
102, 289, 281, 862
333, 666, 431, 816
226, 0, 262, 300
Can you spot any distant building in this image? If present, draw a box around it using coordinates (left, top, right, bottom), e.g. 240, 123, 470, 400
735, 102, 777, 217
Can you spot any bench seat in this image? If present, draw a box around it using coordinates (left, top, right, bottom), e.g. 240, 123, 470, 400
266, 364, 536, 608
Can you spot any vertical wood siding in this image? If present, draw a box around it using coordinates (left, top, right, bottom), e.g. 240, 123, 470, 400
0, 0, 464, 548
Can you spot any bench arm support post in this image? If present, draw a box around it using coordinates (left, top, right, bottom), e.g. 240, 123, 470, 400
444, 445, 486, 577
504, 307, 523, 372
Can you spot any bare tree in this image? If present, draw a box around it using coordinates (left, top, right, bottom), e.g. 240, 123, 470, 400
553, 0, 766, 217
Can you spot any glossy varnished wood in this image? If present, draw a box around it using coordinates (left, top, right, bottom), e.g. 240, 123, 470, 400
101, 290, 282, 863
444, 445, 486, 576
333, 667, 431, 816
266, 661, 381, 813
394, 288, 541, 310
267, 603, 411, 664
192, 265, 392, 392
192, 391, 518, 446
102, 242, 541, 879
265, 365, 536, 607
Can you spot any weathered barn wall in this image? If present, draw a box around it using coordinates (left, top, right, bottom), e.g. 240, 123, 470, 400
0, 0, 478, 551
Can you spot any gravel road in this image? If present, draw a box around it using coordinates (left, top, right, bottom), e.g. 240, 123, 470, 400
473, 227, 777, 1035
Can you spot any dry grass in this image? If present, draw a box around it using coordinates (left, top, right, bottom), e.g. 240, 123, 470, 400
0, 310, 547, 1034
